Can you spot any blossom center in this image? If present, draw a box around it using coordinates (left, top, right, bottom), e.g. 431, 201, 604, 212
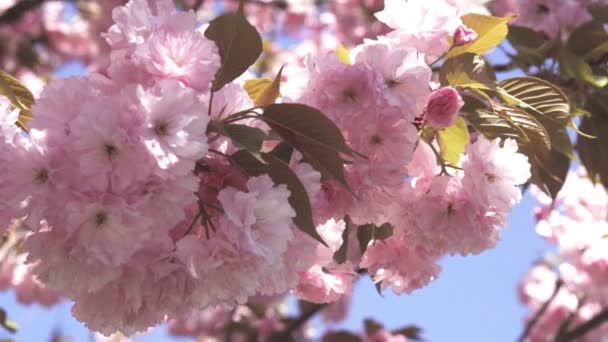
342, 88, 357, 102
154, 121, 169, 136
536, 4, 549, 15
103, 143, 118, 159
34, 168, 49, 184
370, 134, 383, 146
385, 79, 400, 88
93, 210, 109, 228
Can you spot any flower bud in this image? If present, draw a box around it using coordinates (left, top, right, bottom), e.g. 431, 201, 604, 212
424, 86, 464, 129
453, 25, 478, 46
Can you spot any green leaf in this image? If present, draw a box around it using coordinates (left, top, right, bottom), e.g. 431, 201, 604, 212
0, 69, 34, 130
357, 223, 393, 255
576, 93, 608, 191
529, 149, 570, 200
336, 44, 352, 65
438, 116, 470, 165
497, 76, 571, 126
262, 103, 361, 190
204, 3, 263, 91
231, 151, 327, 245
588, 4, 608, 22
322, 331, 362, 342
534, 117, 576, 160
224, 124, 268, 160
270, 141, 294, 164
507, 25, 554, 66
493, 103, 551, 162
439, 53, 495, 89
558, 49, 608, 87
464, 109, 523, 142
567, 22, 608, 59
243, 66, 284, 106
445, 14, 513, 58
244, 78, 272, 101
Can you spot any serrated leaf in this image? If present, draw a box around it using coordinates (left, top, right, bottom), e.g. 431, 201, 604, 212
357, 223, 393, 255
224, 124, 268, 160
244, 66, 284, 106
271, 141, 294, 163
589, 4, 608, 22
438, 116, 470, 165
534, 117, 576, 160
322, 331, 362, 342
559, 49, 608, 87
567, 22, 608, 59
439, 53, 495, 89
507, 25, 554, 66
231, 151, 327, 245
262, 103, 361, 190
336, 44, 351, 65
0, 69, 34, 129
498, 76, 571, 126
529, 149, 570, 199
493, 103, 551, 162
446, 14, 513, 58
204, 3, 263, 91
244, 78, 272, 101
464, 109, 522, 142
576, 93, 608, 191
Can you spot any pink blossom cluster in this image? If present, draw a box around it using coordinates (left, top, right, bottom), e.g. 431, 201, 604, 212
519, 170, 608, 341
0, 0, 532, 337
0, 0, 126, 76
490, 0, 605, 38
0, 225, 63, 307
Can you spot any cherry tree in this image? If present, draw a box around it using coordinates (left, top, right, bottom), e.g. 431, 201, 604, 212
0, 0, 607, 341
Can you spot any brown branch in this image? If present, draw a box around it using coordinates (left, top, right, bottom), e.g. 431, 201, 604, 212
518, 279, 563, 342
268, 303, 327, 341
0, 0, 46, 25
556, 310, 608, 342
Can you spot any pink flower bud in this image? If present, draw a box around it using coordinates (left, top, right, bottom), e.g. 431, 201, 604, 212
453, 25, 478, 46
424, 86, 464, 129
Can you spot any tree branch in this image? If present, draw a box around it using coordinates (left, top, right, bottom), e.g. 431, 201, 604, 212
518, 279, 563, 342
556, 309, 608, 342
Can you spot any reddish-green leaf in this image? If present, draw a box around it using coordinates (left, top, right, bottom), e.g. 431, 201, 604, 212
576, 93, 608, 191
439, 53, 496, 89
0, 69, 34, 130
204, 3, 263, 91
262, 103, 361, 189
357, 223, 393, 255
498, 77, 571, 126
230, 151, 326, 245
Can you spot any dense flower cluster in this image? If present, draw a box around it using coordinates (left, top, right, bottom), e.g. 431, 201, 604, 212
0, 0, 533, 337
490, 0, 607, 38
519, 171, 608, 341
